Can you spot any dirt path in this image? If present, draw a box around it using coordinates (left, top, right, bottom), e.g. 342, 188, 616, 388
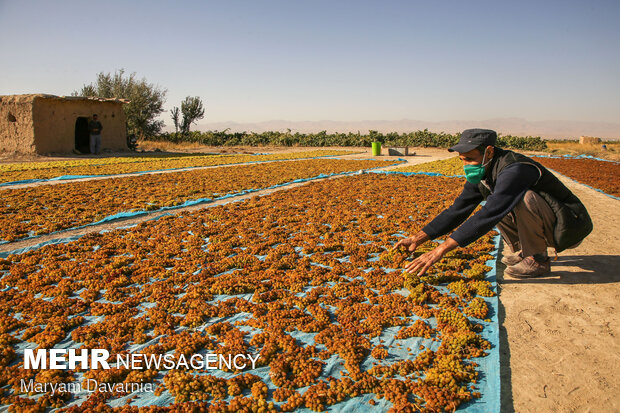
498, 173, 620, 412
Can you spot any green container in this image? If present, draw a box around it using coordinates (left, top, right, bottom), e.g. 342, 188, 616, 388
371, 141, 381, 156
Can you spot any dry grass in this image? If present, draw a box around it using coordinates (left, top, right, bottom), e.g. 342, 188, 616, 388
137, 139, 227, 153
137, 139, 309, 154
138, 140, 370, 155
544, 140, 620, 161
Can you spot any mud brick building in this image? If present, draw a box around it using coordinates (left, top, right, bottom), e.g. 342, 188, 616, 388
0, 94, 128, 154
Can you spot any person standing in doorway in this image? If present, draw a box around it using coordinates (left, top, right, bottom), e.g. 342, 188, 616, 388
88, 114, 103, 154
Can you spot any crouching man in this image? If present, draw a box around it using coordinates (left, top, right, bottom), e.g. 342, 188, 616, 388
395, 129, 593, 278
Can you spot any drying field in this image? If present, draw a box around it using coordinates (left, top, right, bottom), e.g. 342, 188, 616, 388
0, 150, 358, 184
393, 157, 463, 177
0, 158, 395, 243
2, 148, 617, 412
0, 155, 502, 412
533, 156, 620, 197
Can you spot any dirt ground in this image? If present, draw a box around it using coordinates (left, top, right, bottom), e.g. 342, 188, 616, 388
498, 172, 620, 413
1, 147, 618, 412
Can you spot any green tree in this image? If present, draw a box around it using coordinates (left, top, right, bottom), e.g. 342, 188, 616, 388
74, 69, 167, 138
170, 107, 180, 133
179, 96, 205, 134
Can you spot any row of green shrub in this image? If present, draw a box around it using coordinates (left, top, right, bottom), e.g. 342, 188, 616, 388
151, 129, 547, 151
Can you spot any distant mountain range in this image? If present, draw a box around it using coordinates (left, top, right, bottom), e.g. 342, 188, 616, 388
193, 118, 620, 140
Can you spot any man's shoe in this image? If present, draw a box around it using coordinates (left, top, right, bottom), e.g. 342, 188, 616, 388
504, 256, 550, 278
501, 251, 523, 266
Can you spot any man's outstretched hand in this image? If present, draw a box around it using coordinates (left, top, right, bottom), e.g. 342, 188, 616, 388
392, 230, 430, 253
403, 248, 446, 276
392, 237, 421, 252
394, 234, 460, 276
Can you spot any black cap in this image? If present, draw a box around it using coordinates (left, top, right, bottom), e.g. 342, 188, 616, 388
448, 129, 497, 153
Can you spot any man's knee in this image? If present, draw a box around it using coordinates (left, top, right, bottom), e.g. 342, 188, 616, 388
508, 191, 534, 216
519, 190, 539, 211
514, 190, 553, 217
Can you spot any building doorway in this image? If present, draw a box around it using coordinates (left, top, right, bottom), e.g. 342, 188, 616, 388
75, 117, 90, 153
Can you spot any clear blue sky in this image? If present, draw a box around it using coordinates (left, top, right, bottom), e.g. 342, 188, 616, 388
1, 0, 618, 125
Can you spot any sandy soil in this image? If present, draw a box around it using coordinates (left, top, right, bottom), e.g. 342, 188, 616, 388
498, 173, 620, 412
2, 147, 617, 411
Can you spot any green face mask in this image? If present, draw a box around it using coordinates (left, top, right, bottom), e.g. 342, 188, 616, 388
463, 150, 491, 184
